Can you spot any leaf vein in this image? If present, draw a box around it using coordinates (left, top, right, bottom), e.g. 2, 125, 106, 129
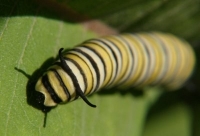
5, 15, 38, 135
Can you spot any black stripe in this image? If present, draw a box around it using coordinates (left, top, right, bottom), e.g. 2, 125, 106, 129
155, 35, 180, 84
86, 39, 121, 85
54, 61, 79, 100
72, 48, 100, 92
153, 35, 169, 83
49, 68, 71, 102
135, 35, 151, 84
81, 46, 106, 81
94, 39, 120, 79
82, 42, 111, 87
66, 52, 94, 95
58, 48, 96, 107
42, 74, 62, 103
117, 36, 134, 84
65, 58, 88, 95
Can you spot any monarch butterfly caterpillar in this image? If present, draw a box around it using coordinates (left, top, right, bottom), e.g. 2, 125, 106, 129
35, 32, 195, 112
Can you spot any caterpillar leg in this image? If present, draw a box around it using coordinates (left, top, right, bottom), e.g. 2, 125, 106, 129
59, 48, 96, 108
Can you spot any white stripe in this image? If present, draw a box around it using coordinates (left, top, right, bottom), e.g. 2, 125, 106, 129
89, 39, 120, 86
66, 60, 86, 93
76, 46, 105, 92
131, 35, 152, 86
68, 50, 97, 93
149, 33, 167, 84
113, 35, 134, 84
120, 35, 140, 85
152, 33, 175, 84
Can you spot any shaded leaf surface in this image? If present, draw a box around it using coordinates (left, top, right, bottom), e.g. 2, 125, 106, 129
53, 0, 200, 42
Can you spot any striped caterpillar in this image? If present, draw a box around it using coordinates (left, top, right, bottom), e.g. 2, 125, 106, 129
35, 32, 195, 112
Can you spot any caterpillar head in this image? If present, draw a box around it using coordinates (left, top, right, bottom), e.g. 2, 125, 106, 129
35, 89, 52, 113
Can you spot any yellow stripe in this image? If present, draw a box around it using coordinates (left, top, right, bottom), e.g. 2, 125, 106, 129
165, 35, 187, 88
49, 65, 76, 101
137, 33, 163, 86
47, 70, 67, 102
83, 42, 113, 88
153, 33, 177, 84
65, 54, 93, 95
166, 36, 196, 89
104, 36, 129, 84
119, 34, 145, 87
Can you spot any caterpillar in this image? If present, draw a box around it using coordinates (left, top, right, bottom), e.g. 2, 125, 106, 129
35, 32, 195, 112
